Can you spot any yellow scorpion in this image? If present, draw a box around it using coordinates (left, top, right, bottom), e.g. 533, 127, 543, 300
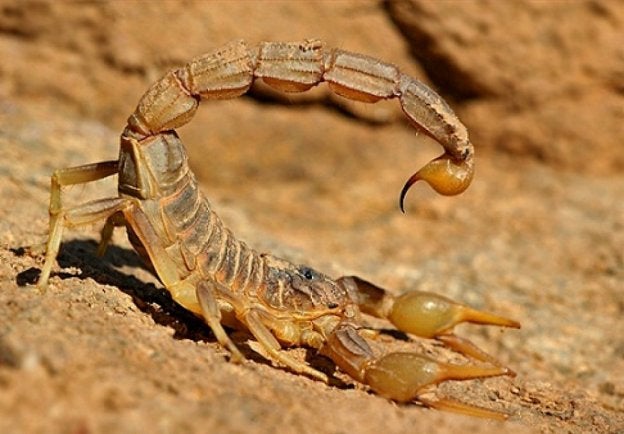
37, 40, 519, 419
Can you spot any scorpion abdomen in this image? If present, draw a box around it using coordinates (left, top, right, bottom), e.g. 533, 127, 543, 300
118, 131, 265, 298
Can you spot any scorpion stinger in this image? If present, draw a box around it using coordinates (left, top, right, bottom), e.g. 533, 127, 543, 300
395, 73, 475, 213
37, 39, 518, 419
399, 152, 475, 213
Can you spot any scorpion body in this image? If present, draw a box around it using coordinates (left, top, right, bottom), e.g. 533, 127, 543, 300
38, 40, 519, 419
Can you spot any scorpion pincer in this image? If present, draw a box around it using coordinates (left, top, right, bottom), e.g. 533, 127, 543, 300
36, 40, 519, 419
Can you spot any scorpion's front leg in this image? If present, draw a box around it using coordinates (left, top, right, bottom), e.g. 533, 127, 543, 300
338, 276, 520, 369
321, 322, 512, 420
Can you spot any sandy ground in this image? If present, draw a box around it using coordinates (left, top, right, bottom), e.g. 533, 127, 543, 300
1, 1, 623, 433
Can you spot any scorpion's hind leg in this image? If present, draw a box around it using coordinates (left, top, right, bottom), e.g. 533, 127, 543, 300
338, 276, 520, 367
37, 160, 122, 288
96, 212, 127, 257
321, 322, 512, 420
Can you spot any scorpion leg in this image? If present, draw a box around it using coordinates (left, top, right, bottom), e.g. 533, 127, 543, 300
97, 212, 127, 257
110, 201, 323, 372
338, 276, 519, 366
38, 198, 131, 288
196, 280, 244, 363
321, 322, 511, 420
243, 309, 328, 382
37, 160, 121, 288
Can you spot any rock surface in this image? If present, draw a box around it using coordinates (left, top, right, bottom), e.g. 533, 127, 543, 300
1, 1, 623, 433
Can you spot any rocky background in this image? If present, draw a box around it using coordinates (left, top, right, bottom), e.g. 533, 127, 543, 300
0, 1, 623, 433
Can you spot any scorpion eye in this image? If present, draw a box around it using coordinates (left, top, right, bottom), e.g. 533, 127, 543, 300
300, 267, 315, 280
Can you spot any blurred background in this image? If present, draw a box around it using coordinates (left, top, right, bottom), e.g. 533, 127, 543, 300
0, 1, 623, 433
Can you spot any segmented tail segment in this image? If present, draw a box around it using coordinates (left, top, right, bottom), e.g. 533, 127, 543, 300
122, 39, 474, 212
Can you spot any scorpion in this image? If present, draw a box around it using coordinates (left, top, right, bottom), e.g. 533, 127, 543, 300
37, 40, 520, 419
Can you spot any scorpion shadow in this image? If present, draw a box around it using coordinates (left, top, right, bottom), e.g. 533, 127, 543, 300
14, 239, 346, 387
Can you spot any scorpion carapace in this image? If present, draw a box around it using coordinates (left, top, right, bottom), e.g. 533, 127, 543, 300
37, 39, 519, 420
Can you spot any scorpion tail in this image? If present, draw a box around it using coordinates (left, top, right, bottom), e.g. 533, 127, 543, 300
399, 152, 475, 213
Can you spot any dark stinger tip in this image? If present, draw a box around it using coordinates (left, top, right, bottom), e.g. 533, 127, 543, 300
399, 173, 420, 214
